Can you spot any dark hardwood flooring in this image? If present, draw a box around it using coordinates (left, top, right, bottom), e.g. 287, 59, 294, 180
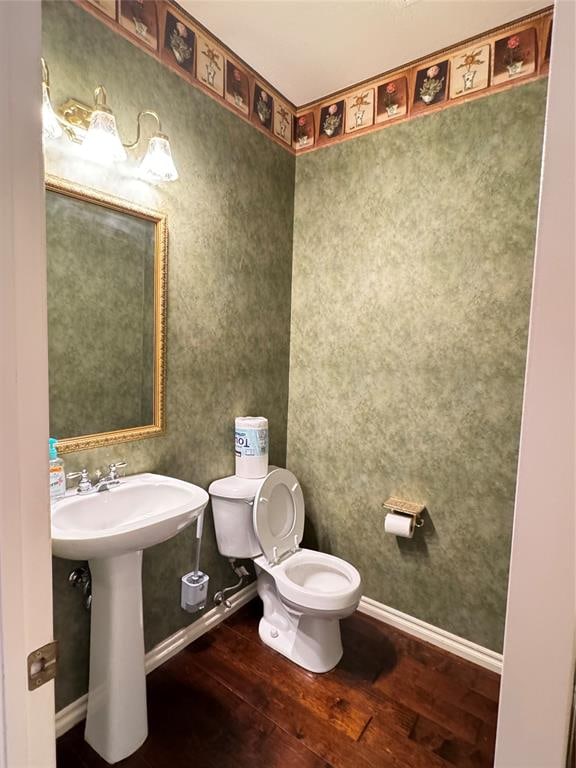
57, 600, 499, 768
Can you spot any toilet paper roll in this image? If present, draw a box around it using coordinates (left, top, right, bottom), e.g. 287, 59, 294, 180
384, 512, 415, 539
235, 416, 269, 479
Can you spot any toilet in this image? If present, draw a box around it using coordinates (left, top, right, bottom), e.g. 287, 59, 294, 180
208, 468, 362, 673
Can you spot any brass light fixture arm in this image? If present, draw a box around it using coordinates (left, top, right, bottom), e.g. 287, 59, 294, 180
41, 57, 50, 87
42, 57, 86, 143
93, 85, 112, 113
57, 88, 109, 143
61, 122, 83, 145
123, 110, 162, 150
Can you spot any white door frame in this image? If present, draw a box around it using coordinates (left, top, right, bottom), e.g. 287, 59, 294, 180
0, 1, 574, 767
0, 1, 56, 767
495, 0, 576, 765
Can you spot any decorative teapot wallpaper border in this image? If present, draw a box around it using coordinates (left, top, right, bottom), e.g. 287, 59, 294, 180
78, 1, 552, 156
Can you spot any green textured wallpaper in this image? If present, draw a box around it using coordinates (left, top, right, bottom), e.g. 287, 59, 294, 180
287, 79, 547, 652
43, 0, 295, 710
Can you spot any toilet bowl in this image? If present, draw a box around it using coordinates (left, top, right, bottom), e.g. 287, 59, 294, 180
209, 468, 362, 672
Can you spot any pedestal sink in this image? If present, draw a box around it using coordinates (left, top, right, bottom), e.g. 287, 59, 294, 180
51, 473, 209, 764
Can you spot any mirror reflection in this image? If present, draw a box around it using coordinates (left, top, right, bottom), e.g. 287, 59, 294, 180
46, 178, 167, 452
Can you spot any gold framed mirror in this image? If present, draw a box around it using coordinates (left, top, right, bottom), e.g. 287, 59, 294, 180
45, 176, 167, 453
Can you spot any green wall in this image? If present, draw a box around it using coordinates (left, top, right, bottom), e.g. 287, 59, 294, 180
43, 0, 295, 710
44, 0, 547, 713
287, 79, 547, 652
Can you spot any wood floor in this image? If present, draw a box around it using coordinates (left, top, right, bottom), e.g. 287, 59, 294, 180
57, 600, 500, 768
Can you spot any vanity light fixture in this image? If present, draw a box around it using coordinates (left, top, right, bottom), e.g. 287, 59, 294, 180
126, 111, 179, 183
40, 58, 179, 183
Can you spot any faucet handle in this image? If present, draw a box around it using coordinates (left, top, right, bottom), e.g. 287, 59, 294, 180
107, 461, 127, 481
66, 468, 93, 494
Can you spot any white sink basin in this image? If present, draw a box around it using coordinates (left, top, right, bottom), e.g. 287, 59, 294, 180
52, 472, 209, 560
51, 472, 209, 764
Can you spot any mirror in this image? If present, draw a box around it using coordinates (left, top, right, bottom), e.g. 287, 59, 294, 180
46, 176, 167, 453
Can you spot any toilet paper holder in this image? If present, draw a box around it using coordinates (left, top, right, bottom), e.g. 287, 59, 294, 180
383, 497, 425, 528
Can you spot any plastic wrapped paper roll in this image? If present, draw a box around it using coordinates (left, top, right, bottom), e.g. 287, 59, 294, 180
235, 416, 268, 479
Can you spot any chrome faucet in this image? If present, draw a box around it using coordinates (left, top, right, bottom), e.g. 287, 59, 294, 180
67, 462, 127, 495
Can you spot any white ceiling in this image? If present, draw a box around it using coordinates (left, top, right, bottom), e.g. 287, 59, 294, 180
181, 0, 551, 105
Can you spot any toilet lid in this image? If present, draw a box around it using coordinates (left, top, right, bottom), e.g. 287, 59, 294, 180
253, 469, 304, 565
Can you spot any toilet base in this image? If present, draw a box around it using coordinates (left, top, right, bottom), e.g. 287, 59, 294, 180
256, 570, 343, 673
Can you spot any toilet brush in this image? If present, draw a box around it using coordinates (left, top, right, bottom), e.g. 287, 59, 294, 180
192, 509, 204, 580
180, 511, 209, 612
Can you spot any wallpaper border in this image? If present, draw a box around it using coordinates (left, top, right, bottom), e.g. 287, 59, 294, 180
295, 7, 552, 153
75, 0, 297, 153
74, 1, 553, 157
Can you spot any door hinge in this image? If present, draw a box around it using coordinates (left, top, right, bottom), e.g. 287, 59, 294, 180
27, 640, 58, 691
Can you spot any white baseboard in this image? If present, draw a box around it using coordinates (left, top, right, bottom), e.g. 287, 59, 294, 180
144, 582, 258, 676
55, 693, 88, 739
358, 595, 503, 674
56, 585, 502, 738
55, 582, 258, 738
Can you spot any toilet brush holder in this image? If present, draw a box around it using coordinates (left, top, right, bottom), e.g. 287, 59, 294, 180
181, 571, 209, 613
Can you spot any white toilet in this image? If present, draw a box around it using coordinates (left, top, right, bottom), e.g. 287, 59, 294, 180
208, 468, 362, 673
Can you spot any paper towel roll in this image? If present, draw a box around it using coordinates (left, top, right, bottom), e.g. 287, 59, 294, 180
384, 512, 415, 539
235, 416, 269, 479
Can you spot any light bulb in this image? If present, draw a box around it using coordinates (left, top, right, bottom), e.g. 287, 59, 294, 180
42, 81, 62, 140
81, 108, 127, 165
138, 134, 179, 182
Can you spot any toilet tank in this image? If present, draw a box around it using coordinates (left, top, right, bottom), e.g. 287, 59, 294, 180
208, 474, 263, 558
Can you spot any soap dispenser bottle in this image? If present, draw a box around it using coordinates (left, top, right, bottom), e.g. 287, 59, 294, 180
49, 437, 66, 502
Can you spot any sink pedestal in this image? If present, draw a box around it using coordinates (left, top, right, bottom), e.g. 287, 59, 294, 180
85, 551, 148, 763
51, 474, 209, 762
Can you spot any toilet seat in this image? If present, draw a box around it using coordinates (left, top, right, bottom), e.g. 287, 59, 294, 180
253, 470, 362, 612
253, 469, 305, 565
255, 549, 362, 613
